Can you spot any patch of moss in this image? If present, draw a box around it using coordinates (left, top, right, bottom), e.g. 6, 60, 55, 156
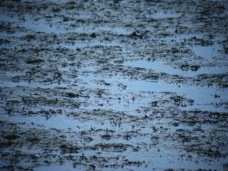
95, 143, 132, 150
182, 119, 198, 126
25, 34, 36, 40
170, 95, 184, 102
100, 134, 112, 140
185, 146, 224, 157
60, 143, 80, 153
60, 144, 68, 148
177, 133, 191, 143
52, 7, 61, 13
26, 58, 45, 64
4, 134, 20, 140
27, 136, 39, 142
66, 1, 76, 6
25, 5, 33, 12
0, 141, 14, 147
67, 92, 79, 98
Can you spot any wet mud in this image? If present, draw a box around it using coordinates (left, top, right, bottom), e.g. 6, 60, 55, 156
0, 0, 228, 170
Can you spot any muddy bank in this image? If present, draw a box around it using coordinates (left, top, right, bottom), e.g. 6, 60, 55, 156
0, 0, 228, 170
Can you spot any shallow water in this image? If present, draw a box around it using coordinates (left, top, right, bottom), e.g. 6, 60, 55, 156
124, 60, 228, 77
0, 0, 227, 170
34, 163, 86, 171
152, 11, 181, 19
190, 44, 224, 59
32, 148, 227, 171
78, 73, 227, 112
